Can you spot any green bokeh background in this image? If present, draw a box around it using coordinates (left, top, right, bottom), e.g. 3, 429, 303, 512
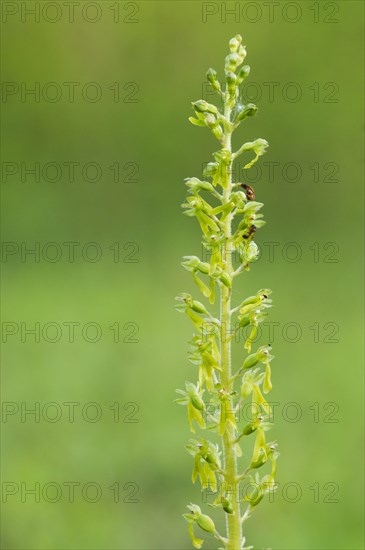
1, 1, 364, 548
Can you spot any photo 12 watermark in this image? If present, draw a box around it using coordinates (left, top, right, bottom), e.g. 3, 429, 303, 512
1, 401, 140, 424
201, 480, 340, 504
201, 2, 340, 24
202, 81, 340, 104
1, 242, 140, 264
202, 160, 340, 185
1, 1, 140, 24
1, 321, 140, 343
1, 481, 140, 503
1, 161, 139, 184
1, 81, 140, 103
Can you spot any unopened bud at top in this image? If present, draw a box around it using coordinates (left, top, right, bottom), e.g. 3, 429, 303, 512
229, 34, 242, 53
207, 68, 217, 83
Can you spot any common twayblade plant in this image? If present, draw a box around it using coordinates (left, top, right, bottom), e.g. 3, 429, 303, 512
176, 35, 278, 550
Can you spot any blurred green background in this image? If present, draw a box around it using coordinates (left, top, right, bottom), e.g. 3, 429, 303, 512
1, 1, 364, 549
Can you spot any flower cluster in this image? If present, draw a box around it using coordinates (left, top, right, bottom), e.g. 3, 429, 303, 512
176, 36, 278, 550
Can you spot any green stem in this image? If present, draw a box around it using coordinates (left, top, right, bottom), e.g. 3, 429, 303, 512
220, 101, 242, 550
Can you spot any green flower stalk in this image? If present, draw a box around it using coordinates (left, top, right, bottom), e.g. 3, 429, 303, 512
176, 36, 278, 550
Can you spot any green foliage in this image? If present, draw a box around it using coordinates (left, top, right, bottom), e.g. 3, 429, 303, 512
176, 35, 278, 550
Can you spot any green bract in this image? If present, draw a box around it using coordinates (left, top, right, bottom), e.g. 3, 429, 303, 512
176, 36, 278, 550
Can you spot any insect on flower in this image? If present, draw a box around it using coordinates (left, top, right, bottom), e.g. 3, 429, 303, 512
241, 183, 255, 200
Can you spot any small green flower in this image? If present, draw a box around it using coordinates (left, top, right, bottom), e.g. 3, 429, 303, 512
186, 438, 222, 491
184, 504, 216, 536
185, 177, 215, 194
240, 370, 255, 399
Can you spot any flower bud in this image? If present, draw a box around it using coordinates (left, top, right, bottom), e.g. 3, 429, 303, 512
246, 103, 258, 116
207, 67, 217, 83
225, 53, 240, 72
206, 68, 221, 92
238, 45, 247, 61
185, 177, 214, 194
225, 71, 237, 94
222, 496, 234, 514
204, 114, 224, 141
237, 65, 250, 84
236, 103, 258, 122
229, 35, 242, 52
192, 100, 218, 115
